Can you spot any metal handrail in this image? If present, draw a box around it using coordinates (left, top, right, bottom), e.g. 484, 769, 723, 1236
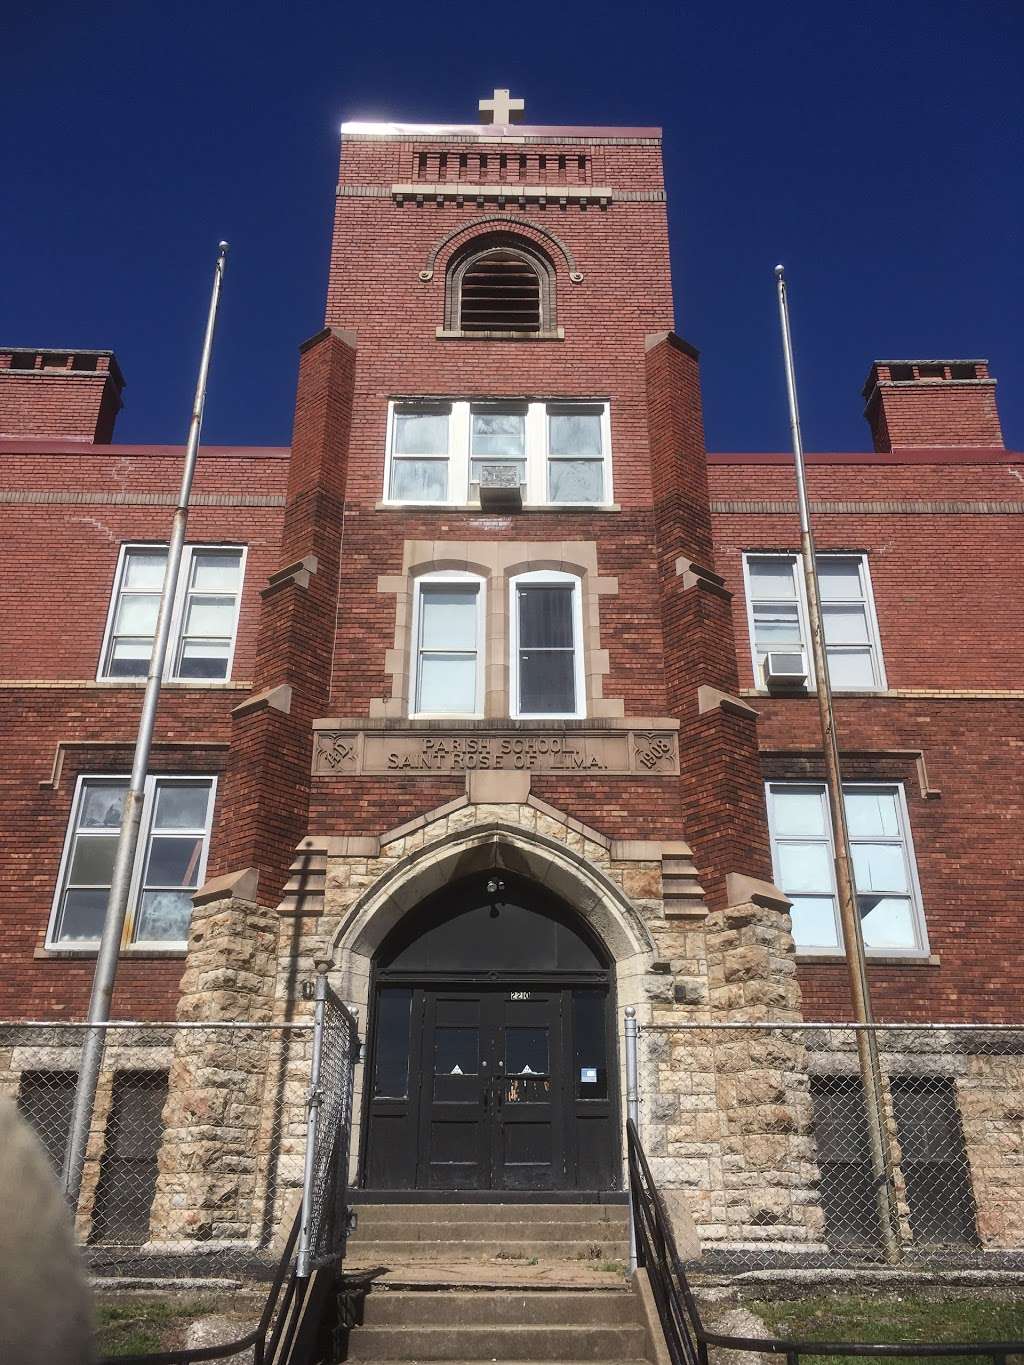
626, 1118, 1023, 1365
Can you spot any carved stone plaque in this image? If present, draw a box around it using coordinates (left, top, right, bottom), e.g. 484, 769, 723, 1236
312, 726, 679, 777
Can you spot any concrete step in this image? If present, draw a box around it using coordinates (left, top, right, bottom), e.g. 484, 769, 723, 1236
353, 1203, 628, 1228
351, 1217, 628, 1243
345, 1323, 648, 1360
347, 1238, 628, 1262
362, 1290, 633, 1327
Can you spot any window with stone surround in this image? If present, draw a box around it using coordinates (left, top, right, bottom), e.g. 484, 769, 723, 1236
742, 552, 885, 690
765, 782, 928, 955
47, 775, 216, 949
384, 400, 612, 507
410, 572, 485, 717
99, 544, 246, 682
510, 571, 585, 719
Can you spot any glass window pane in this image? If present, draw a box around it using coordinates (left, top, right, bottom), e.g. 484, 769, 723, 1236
772, 788, 828, 838
134, 890, 192, 942
518, 585, 573, 649
819, 558, 863, 601
749, 558, 797, 599
191, 552, 241, 591
434, 1027, 478, 1076
549, 411, 602, 456
827, 648, 876, 688
861, 896, 917, 949
177, 642, 230, 679
548, 459, 603, 503
846, 790, 900, 839
115, 593, 160, 634
153, 783, 210, 831
394, 411, 449, 455
68, 834, 117, 886
108, 641, 152, 677
123, 551, 167, 590
79, 784, 127, 829
573, 990, 608, 1099
373, 989, 412, 1098
184, 597, 235, 636
823, 604, 870, 645
57, 889, 108, 941
753, 603, 803, 646
506, 1027, 549, 1076
852, 842, 908, 893
519, 650, 575, 714
777, 841, 833, 894
390, 458, 448, 501
144, 835, 203, 888
471, 411, 525, 456
417, 654, 477, 713
420, 589, 477, 651
789, 896, 840, 948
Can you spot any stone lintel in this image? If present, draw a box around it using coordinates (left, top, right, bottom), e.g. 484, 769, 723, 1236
697, 685, 759, 720
193, 866, 259, 906
724, 872, 792, 914
466, 771, 532, 804
231, 683, 293, 718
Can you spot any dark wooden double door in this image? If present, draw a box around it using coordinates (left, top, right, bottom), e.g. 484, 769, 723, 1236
364, 983, 617, 1193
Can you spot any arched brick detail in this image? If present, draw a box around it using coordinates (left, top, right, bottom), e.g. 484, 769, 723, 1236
419, 214, 584, 282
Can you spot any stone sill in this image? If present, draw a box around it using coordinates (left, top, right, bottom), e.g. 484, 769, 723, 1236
35, 947, 186, 961
742, 687, 1024, 701
796, 952, 941, 967
374, 501, 620, 513
436, 328, 565, 341
1, 679, 252, 690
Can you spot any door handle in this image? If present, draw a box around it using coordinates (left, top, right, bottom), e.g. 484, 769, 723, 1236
482, 1085, 489, 1111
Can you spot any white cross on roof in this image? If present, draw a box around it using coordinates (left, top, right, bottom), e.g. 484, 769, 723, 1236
478, 88, 525, 125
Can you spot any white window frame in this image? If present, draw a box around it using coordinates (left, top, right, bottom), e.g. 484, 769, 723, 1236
383, 399, 613, 508
765, 780, 929, 958
742, 551, 886, 691
509, 569, 586, 720
409, 571, 486, 719
97, 543, 247, 683
46, 773, 217, 952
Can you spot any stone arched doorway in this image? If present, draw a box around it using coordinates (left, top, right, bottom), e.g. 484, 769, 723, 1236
360, 870, 620, 1196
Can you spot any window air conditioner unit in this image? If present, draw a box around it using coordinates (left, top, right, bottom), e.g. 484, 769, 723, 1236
764, 651, 808, 690
477, 463, 523, 512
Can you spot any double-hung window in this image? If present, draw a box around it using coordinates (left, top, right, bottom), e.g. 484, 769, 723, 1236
743, 553, 885, 690
411, 573, 484, 716
510, 571, 585, 719
388, 404, 452, 503
546, 404, 606, 504
766, 781, 928, 954
385, 400, 612, 507
100, 544, 245, 681
48, 775, 216, 949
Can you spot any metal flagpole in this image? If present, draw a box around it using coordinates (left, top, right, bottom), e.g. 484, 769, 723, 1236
62, 242, 230, 1210
773, 265, 900, 1262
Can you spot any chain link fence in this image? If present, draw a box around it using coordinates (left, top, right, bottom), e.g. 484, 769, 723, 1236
637, 1022, 1024, 1272
1, 1020, 335, 1282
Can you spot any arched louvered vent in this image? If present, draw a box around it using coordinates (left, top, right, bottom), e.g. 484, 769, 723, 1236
459, 249, 542, 333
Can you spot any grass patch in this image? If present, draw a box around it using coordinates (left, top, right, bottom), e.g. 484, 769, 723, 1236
94, 1296, 219, 1358
747, 1293, 1024, 1365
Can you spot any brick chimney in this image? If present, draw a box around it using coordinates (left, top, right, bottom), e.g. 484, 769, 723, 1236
862, 360, 1003, 451
0, 348, 125, 442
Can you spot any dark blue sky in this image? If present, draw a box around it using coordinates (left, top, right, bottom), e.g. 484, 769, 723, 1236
3, 1, 1021, 451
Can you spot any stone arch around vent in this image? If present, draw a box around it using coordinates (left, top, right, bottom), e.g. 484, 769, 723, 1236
444, 234, 556, 336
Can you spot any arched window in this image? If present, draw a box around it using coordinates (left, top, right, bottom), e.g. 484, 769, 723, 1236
445, 235, 556, 337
